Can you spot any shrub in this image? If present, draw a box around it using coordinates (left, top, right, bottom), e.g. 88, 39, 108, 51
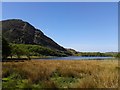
2, 38, 11, 59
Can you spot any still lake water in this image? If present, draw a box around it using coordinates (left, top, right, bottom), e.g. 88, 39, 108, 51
34, 56, 113, 60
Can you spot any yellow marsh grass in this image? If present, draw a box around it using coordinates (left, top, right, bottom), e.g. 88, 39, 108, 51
2, 60, 119, 88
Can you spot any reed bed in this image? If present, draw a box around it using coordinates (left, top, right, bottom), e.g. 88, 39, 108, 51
2, 59, 119, 88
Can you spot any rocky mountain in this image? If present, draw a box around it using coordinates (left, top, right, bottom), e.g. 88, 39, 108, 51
2, 19, 67, 52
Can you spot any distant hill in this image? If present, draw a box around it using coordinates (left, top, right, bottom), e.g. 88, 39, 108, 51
2, 19, 67, 51
66, 48, 78, 55
1, 19, 75, 57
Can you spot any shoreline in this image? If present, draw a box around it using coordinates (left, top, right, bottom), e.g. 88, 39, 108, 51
2, 56, 116, 62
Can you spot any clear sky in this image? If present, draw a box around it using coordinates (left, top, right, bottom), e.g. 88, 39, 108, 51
1, 0, 120, 2
2, 2, 118, 52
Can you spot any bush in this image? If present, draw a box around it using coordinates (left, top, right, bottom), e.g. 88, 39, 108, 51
2, 37, 11, 59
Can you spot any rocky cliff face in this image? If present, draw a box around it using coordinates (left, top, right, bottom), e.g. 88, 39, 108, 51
2, 19, 66, 51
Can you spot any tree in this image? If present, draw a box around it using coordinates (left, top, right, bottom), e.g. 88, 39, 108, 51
10, 44, 31, 60
115, 53, 120, 58
2, 38, 11, 59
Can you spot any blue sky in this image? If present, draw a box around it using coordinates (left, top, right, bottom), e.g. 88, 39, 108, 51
1, 0, 120, 2
2, 2, 118, 52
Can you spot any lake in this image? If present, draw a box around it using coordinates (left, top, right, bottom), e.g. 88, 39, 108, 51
33, 56, 113, 60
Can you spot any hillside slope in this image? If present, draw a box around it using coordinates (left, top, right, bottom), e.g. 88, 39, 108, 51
2, 19, 66, 51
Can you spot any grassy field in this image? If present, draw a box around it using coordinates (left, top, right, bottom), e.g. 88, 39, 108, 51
2, 59, 119, 88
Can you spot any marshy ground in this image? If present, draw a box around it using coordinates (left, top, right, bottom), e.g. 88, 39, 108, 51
2, 59, 119, 88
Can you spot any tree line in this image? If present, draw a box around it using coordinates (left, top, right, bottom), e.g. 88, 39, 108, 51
2, 37, 120, 60
2, 38, 69, 60
77, 52, 113, 57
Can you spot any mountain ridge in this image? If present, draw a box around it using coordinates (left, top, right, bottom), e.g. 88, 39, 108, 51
2, 19, 67, 52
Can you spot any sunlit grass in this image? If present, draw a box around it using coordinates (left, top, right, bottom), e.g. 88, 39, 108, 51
2, 59, 119, 88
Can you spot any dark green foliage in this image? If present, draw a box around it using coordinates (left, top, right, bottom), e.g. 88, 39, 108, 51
104, 52, 118, 57
10, 44, 69, 58
78, 52, 113, 57
10, 44, 29, 59
115, 53, 120, 58
2, 37, 11, 59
